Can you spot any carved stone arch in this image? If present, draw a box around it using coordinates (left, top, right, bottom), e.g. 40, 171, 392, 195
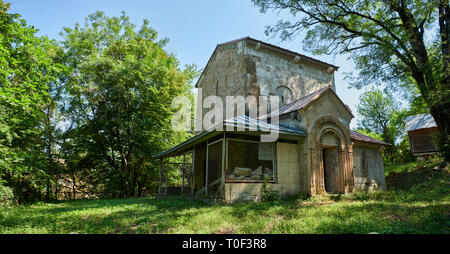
316, 126, 347, 151
307, 115, 354, 195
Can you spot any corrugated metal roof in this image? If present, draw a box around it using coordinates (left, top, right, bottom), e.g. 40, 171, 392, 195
153, 115, 305, 159
224, 115, 306, 135
259, 86, 354, 120
404, 113, 437, 132
350, 130, 392, 146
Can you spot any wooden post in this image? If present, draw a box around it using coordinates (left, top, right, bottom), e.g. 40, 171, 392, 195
182, 153, 185, 195
191, 149, 195, 195
165, 158, 169, 195
205, 140, 209, 196
221, 133, 226, 199
159, 159, 162, 194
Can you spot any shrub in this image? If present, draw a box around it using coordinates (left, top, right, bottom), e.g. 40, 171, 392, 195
0, 184, 14, 206
260, 182, 279, 202
297, 193, 310, 201
348, 190, 386, 201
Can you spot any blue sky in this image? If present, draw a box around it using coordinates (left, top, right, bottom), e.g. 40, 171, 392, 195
8, 0, 367, 128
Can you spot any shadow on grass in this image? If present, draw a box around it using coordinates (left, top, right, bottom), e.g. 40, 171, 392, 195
1, 161, 449, 234
312, 202, 450, 234
1, 195, 448, 234
0, 196, 215, 233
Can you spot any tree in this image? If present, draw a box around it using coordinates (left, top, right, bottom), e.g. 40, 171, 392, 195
0, 0, 66, 202
357, 89, 399, 145
60, 11, 197, 197
252, 0, 450, 161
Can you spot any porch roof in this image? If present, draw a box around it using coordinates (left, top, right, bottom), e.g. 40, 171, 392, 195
350, 130, 392, 146
258, 86, 354, 120
153, 115, 306, 159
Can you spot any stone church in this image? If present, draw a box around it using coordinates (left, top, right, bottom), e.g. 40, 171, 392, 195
155, 37, 390, 201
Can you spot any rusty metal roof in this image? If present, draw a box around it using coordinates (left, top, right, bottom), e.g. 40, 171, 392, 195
350, 130, 392, 146
153, 115, 305, 159
259, 86, 354, 119
404, 113, 438, 132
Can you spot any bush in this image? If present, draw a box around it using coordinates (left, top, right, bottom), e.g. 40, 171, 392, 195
297, 193, 310, 201
348, 190, 386, 201
260, 182, 279, 202
0, 184, 14, 206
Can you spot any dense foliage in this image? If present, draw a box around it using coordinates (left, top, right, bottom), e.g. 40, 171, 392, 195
357, 89, 399, 145
0, 2, 196, 203
59, 11, 196, 197
0, 1, 67, 202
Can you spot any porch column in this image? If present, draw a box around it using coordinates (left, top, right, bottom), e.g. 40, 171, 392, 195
205, 140, 209, 196
221, 132, 226, 199
165, 158, 169, 195
317, 147, 325, 194
191, 150, 195, 195
159, 159, 162, 194
182, 153, 185, 194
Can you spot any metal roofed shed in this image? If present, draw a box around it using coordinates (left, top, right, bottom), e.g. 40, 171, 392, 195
404, 113, 439, 156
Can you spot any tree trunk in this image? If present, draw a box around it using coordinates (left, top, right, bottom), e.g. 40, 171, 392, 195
430, 103, 450, 162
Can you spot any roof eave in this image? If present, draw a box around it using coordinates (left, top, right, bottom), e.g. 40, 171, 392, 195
194, 36, 340, 88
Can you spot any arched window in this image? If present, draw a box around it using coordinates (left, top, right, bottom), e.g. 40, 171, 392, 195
275, 86, 293, 105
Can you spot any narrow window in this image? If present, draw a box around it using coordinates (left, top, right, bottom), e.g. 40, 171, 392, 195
215, 80, 219, 96
361, 151, 368, 177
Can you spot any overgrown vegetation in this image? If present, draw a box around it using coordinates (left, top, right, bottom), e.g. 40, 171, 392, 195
1, 159, 448, 234
260, 181, 280, 202
0, 1, 196, 203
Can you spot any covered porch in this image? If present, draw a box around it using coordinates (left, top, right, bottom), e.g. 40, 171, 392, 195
154, 116, 306, 200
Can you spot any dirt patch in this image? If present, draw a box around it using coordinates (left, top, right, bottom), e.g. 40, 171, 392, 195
302, 201, 335, 206
214, 227, 237, 234
386, 213, 407, 222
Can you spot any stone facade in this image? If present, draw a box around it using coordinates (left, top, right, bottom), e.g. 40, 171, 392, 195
192, 37, 387, 201
352, 142, 386, 190
196, 38, 336, 122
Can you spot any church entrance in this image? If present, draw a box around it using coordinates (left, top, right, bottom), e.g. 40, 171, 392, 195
323, 147, 339, 193
320, 132, 341, 194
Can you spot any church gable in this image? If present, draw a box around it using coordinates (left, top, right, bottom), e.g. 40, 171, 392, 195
302, 89, 354, 131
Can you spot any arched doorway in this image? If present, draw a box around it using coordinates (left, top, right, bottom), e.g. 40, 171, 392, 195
320, 132, 341, 193
308, 115, 354, 195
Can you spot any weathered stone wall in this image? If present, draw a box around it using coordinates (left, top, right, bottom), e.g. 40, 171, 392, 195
196, 39, 337, 124
352, 142, 386, 190
196, 40, 250, 122
245, 43, 335, 103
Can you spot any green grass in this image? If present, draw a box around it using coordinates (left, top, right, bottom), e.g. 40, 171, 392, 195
1, 161, 449, 234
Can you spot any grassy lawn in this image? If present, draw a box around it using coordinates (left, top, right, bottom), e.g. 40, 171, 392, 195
1, 161, 449, 234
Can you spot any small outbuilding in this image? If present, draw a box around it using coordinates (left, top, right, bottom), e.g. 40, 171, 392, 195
404, 114, 439, 157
